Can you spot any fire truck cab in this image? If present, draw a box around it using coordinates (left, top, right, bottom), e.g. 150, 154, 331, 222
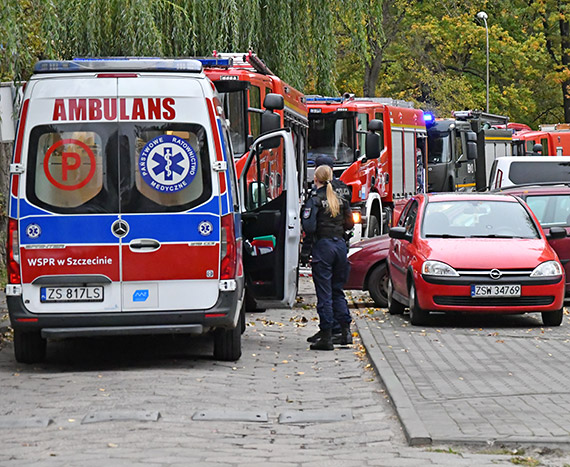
512, 123, 570, 157
199, 53, 308, 196
307, 95, 427, 241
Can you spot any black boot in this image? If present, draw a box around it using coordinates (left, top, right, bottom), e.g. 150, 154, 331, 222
333, 324, 352, 345
310, 329, 334, 350
308, 329, 341, 343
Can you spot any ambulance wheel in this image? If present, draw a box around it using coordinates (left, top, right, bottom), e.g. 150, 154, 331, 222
14, 329, 46, 364
213, 314, 243, 361
245, 289, 265, 313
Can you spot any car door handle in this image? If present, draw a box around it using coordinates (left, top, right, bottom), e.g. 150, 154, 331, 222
129, 239, 161, 251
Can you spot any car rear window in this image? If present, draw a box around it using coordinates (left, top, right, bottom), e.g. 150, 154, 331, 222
509, 161, 570, 185
26, 122, 212, 214
422, 200, 540, 239
525, 194, 570, 227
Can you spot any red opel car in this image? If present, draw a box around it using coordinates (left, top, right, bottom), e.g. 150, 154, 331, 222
497, 183, 570, 302
387, 193, 565, 326
345, 234, 391, 307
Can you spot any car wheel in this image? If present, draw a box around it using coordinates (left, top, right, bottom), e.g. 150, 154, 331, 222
214, 311, 243, 361
368, 215, 380, 238
387, 277, 405, 315
368, 263, 388, 308
14, 330, 46, 364
542, 308, 563, 327
408, 282, 429, 326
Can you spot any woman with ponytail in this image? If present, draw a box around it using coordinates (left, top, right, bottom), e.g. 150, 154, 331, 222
301, 165, 354, 350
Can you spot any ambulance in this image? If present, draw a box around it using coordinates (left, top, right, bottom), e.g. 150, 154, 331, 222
6, 58, 301, 363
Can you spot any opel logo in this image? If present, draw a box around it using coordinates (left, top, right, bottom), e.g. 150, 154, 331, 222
490, 269, 502, 280
111, 219, 129, 238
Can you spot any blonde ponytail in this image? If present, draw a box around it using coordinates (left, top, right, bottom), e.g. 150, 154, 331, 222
315, 165, 340, 217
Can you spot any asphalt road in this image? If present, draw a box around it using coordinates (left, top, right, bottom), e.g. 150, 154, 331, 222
0, 281, 569, 466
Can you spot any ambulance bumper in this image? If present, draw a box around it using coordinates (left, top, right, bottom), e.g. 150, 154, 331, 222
7, 282, 244, 338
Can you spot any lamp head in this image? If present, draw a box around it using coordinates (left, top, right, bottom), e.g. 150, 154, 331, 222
476, 11, 488, 20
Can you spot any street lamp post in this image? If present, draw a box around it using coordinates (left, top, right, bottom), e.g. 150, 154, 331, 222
477, 11, 489, 113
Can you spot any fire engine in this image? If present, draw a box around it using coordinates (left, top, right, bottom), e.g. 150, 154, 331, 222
307, 94, 427, 241
426, 110, 513, 192
198, 52, 308, 194
512, 123, 570, 157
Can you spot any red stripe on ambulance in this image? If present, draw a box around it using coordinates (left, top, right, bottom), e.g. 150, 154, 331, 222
20, 245, 120, 283
122, 244, 220, 281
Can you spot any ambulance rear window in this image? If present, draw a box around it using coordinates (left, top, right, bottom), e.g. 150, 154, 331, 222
26, 122, 212, 214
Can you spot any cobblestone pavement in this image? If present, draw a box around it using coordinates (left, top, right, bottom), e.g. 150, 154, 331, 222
351, 288, 570, 464
0, 281, 567, 466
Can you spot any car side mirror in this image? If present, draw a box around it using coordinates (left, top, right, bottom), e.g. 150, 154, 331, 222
389, 226, 409, 241
549, 226, 567, 240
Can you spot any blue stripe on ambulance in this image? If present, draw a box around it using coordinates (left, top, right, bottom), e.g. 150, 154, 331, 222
121, 213, 219, 242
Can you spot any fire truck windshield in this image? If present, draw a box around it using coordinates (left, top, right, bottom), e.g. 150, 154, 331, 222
308, 113, 356, 165
218, 90, 248, 155
427, 130, 451, 164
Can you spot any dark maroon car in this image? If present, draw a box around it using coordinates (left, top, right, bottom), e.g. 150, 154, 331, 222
344, 234, 391, 307
498, 183, 570, 301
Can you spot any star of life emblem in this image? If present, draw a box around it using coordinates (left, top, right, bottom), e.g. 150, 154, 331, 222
139, 134, 198, 193
26, 223, 41, 239
198, 221, 213, 236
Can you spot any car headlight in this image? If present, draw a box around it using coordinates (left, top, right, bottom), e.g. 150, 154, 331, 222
530, 260, 563, 277
422, 260, 459, 276
347, 247, 363, 258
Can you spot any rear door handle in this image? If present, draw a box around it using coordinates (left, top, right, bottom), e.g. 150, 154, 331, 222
129, 239, 160, 251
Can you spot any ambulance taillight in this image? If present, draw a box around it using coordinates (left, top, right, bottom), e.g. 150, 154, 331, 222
220, 214, 237, 279
7, 218, 20, 284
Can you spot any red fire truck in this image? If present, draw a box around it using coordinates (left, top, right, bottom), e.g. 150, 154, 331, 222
198, 52, 308, 194
307, 95, 427, 241
512, 123, 570, 157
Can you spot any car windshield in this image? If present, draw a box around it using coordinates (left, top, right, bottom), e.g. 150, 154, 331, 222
422, 200, 540, 239
525, 194, 570, 227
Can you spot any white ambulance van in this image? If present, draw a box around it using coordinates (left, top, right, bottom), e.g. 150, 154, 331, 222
6, 58, 300, 363
488, 155, 570, 190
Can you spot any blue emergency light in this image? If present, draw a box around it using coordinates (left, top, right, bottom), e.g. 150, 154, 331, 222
196, 58, 233, 67
306, 96, 343, 103
34, 58, 203, 74
423, 111, 435, 124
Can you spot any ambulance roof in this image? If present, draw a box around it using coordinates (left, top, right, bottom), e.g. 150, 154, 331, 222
34, 58, 203, 74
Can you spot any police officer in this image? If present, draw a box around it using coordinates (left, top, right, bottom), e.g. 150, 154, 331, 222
302, 165, 354, 350
302, 156, 352, 345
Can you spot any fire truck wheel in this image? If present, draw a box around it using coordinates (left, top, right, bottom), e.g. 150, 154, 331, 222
368, 215, 380, 237
14, 329, 46, 364
368, 263, 388, 308
214, 313, 243, 361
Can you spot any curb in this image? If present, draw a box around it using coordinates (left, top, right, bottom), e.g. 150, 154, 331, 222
355, 317, 432, 446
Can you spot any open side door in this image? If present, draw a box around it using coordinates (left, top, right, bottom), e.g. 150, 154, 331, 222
239, 129, 300, 308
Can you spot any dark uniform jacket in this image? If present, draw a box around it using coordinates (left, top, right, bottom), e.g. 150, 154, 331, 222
301, 184, 354, 243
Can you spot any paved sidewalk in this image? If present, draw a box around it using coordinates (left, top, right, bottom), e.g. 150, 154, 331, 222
351, 289, 570, 455
0, 279, 539, 466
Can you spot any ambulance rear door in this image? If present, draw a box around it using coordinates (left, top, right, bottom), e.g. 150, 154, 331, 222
117, 76, 220, 311
18, 76, 122, 313
239, 129, 300, 308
